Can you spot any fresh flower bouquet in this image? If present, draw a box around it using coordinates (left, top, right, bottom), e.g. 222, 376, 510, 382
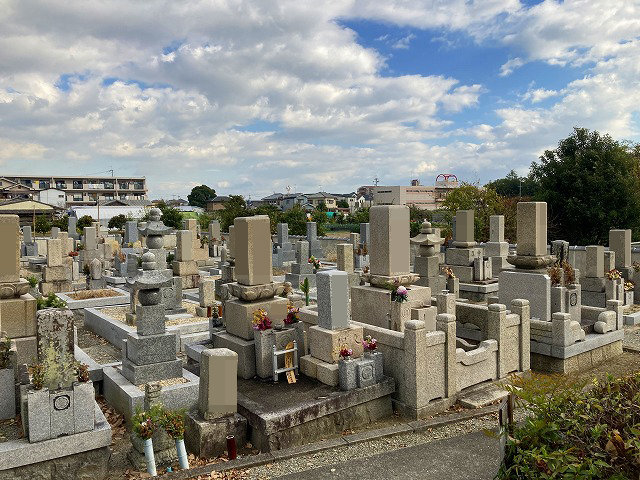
285, 304, 300, 324
605, 269, 622, 280
624, 281, 635, 292
362, 335, 377, 352
252, 308, 272, 331
132, 411, 156, 440
161, 410, 186, 440
390, 285, 409, 303
308, 256, 321, 269
339, 346, 353, 359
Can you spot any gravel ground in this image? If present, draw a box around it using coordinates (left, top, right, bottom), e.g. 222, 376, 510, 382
242, 411, 526, 480
624, 324, 640, 350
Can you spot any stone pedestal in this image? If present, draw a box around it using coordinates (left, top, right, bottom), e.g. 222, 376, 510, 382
184, 413, 247, 459
225, 296, 288, 341
308, 325, 363, 364
350, 284, 431, 329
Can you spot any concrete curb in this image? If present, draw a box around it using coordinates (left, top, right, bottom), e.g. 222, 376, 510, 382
164, 403, 501, 478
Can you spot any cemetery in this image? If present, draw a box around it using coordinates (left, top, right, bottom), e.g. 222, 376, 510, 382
0, 195, 638, 478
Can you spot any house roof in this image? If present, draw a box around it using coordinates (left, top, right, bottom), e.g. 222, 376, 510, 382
0, 198, 59, 212
261, 193, 285, 201
306, 191, 337, 199
100, 199, 152, 207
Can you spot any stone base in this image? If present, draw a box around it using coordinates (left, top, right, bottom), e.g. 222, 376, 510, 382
458, 282, 500, 302
226, 281, 285, 301
211, 332, 256, 379
178, 274, 200, 289
121, 357, 183, 385
351, 284, 430, 330
127, 429, 178, 470
225, 296, 288, 341
0, 402, 111, 475
237, 375, 395, 452
445, 247, 483, 266
102, 366, 198, 422
87, 278, 106, 290
531, 339, 623, 374
184, 412, 247, 459
308, 325, 364, 364
0, 295, 37, 338
40, 281, 73, 295
254, 324, 305, 379
362, 273, 420, 287
300, 355, 339, 386
172, 260, 198, 276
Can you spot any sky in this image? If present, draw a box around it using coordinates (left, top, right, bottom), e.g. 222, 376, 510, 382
1, 0, 639, 200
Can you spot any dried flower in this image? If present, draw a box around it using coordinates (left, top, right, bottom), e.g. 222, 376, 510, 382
441, 266, 456, 279
605, 269, 622, 280
75, 362, 90, 382
624, 281, 635, 292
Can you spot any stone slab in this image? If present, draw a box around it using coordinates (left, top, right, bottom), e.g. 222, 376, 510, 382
55, 287, 130, 310
499, 270, 550, 322
102, 366, 198, 422
0, 295, 37, 339
0, 402, 111, 470
308, 325, 363, 364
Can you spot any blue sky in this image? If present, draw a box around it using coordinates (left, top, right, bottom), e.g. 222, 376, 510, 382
0, 1, 638, 199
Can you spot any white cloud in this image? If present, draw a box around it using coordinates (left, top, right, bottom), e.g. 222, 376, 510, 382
0, 0, 638, 197
392, 34, 416, 50
499, 57, 524, 76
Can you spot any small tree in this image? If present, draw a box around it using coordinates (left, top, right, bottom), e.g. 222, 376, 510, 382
281, 204, 308, 235
76, 215, 94, 231
35, 214, 51, 234
51, 214, 69, 231
108, 214, 127, 230
336, 199, 349, 209
158, 203, 183, 229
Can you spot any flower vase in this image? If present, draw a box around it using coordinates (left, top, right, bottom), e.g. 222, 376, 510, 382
364, 351, 384, 382
175, 438, 189, 469
143, 437, 157, 476
338, 357, 357, 391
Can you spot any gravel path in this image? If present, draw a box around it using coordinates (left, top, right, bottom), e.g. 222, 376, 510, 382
242, 411, 524, 480
624, 325, 640, 350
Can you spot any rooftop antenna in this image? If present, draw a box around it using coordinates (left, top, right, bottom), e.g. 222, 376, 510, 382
286, 185, 291, 194
373, 176, 379, 186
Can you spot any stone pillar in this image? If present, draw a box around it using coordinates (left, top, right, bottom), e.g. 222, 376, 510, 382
51, 227, 60, 238
403, 320, 428, 415
609, 229, 631, 269
360, 223, 370, 247
209, 221, 221, 242
68, 216, 78, 239
490, 215, 504, 243
277, 223, 289, 245
227, 225, 235, 259
84, 227, 97, 251
585, 245, 604, 278
23, 226, 33, 244
36, 308, 74, 361
234, 216, 272, 286
436, 313, 456, 398
487, 303, 507, 378
198, 348, 237, 420
176, 230, 193, 262
516, 202, 547, 256
306, 222, 317, 243
436, 291, 456, 315
199, 278, 216, 308
316, 270, 349, 330
46, 239, 62, 267
370, 205, 410, 277
452, 210, 476, 248
124, 221, 139, 244
509, 299, 530, 372
0, 215, 20, 283
350, 233, 360, 249
336, 243, 354, 274
296, 240, 309, 264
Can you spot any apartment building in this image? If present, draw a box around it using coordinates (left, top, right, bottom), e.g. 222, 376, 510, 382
0, 175, 148, 207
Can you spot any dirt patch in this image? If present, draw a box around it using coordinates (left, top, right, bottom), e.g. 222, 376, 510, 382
67, 289, 123, 300
99, 302, 208, 326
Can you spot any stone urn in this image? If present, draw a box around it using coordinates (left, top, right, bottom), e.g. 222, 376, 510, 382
338, 357, 357, 391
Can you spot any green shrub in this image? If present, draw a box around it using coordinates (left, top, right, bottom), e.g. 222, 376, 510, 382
27, 275, 39, 288
498, 373, 640, 479
36, 293, 67, 311
35, 214, 51, 234
76, 215, 94, 231
108, 214, 127, 230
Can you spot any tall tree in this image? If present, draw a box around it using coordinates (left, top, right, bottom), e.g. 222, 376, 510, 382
441, 183, 503, 242
187, 185, 217, 208
485, 170, 539, 197
530, 127, 640, 245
